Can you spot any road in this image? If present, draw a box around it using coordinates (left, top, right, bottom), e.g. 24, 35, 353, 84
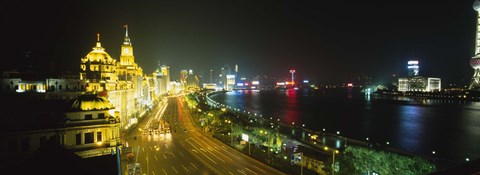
121, 96, 287, 175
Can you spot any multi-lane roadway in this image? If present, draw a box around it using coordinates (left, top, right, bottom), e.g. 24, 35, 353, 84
121, 96, 286, 175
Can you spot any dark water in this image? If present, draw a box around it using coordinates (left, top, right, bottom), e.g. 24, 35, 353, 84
209, 88, 480, 163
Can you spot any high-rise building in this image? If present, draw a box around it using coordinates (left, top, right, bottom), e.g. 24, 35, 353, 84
290, 68, 296, 84
180, 70, 188, 84
161, 65, 170, 91
210, 69, 213, 83
220, 65, 235, 90
407, 60, 419, 76
469, 0, 480, 90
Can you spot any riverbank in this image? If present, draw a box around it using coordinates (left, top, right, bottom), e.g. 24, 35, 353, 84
187, 91, 440, 174
376, 90, 480, 101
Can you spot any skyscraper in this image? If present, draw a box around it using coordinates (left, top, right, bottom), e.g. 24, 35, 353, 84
407, 60, 419, 76
469, 0, 480, 90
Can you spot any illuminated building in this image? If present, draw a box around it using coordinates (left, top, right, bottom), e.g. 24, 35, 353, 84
398, 77, 441, 92
153, 64, 171, 95
161, 65, 170, 91
80, 26, 146, 133
203, 83, 217, 90
154, 68, 165, 96
180, 69, 188, 84
469, 0, 480, 90
0, 25, 153, 170
185, 69, 200, 90
219, 65, 233, 90
0, 94, 121, 160
79, 34, 118, 92
225, 74, 236, 90
117, 25, 143, 92
290, 68, 296, 84
251, 75, 275, 90
398, 60, 441, 92
407, 60, 419, 76
0, 69, 87, 101
209, 69, 213, 83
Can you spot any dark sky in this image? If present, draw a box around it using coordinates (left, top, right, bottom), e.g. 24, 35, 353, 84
1, 0, 476, 85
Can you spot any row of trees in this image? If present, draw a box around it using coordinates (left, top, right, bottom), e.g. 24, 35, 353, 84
338, 146, 435, 175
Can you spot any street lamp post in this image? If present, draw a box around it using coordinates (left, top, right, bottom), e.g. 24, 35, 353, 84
226, 119, 233, 146
324, 146, 339, 175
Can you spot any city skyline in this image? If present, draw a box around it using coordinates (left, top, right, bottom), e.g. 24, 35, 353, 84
1, 0, 476, 85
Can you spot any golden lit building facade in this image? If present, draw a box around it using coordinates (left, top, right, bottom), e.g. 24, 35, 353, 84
79, 26, 147, 132
62, 94, 121, 158
0, 94, 121, 161
79, 34, 118, 92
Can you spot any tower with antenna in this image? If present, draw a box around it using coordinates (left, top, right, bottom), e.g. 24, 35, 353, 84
469, 0, 480, 90
290, 68, 295, 84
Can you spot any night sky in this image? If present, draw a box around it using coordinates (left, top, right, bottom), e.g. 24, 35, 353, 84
1, 0, 476, 85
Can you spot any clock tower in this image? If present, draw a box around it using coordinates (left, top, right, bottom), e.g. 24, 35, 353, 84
120, 25, 134, 65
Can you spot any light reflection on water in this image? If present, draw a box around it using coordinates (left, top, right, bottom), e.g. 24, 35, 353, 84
397, 106, 423, 152
210, 89, 480, 162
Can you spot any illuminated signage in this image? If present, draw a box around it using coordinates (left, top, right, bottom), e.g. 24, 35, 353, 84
242, 134, 249, 141
277, 82, 285, 86
408, 60, 419, 65
226, 75, 235, 79
303, 80, 309, 83
237, 83, 244, 86
252, 81, 259, 85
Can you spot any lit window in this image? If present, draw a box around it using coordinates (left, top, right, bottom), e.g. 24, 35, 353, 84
97, 132, 102, 142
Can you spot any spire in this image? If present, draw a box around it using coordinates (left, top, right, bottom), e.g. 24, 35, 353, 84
93, 33, 105, 51
123, 24, 131, 45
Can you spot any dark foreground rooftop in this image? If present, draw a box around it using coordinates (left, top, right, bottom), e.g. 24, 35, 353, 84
4, 139, 118, 175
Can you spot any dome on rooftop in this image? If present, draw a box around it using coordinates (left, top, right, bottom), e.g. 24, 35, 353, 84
68, 94, 114, 111
80, 34, 116, 65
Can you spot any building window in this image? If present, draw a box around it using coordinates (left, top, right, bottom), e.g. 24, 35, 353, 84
76, 133, 82, 145
97, 132, 102, 142
85, 132, 94, 144
58, 85, 62, 90
98, 113, 105, 119
85, 114, 92, 120
21, 138, 30, 152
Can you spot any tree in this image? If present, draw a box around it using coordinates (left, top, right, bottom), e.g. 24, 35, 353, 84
338, 146, 435, 175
